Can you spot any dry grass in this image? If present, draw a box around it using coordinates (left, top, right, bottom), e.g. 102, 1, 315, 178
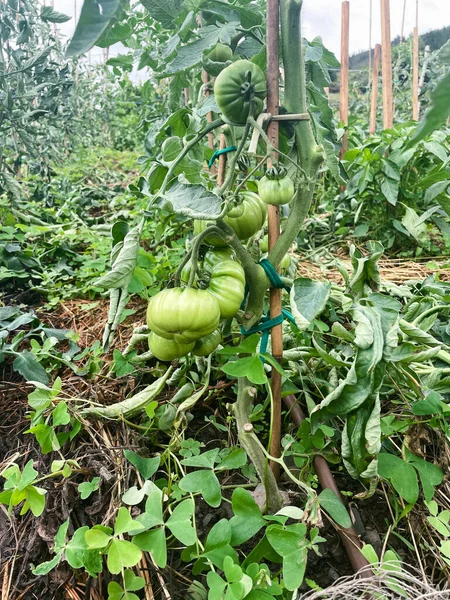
296, 253, 450, 285
303, 564, 450, 599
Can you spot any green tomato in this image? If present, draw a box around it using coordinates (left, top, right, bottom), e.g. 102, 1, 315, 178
203, 247, 236, 271
193, 220, 227, 247
207, 260, 246, 319
224, 191, 267, 241
194, 192, 266, 246
193, 329, 222, 357
214, 60, 266, 125
226, 203, 245, 218
147, 287, 220, 343
260, 234, 269, 253
149, 332, 194, 361
207, 43, 233, 63
4, 157, 14, 165
181, 247, 238, 287
280, 253, 291, 270
258, 174, 295, 206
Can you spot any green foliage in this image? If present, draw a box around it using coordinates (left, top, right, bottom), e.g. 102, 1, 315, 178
4, 0, 450, 595
313, 125, 450, 255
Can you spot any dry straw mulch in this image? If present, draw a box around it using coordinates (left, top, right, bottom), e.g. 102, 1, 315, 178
296, 254, 450, 285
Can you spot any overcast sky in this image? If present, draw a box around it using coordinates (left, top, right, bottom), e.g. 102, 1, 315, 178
53, 0, 449, 62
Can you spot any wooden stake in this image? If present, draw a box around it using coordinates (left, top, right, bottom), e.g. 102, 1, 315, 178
400, 0, 407, 43
266, 0, 281, 480
339, 1, 350, 158
380, 0, 393, 129
217, 133, 227, 186
412, 27, 419, 120
412, 1, 419, 120
202, 68, 214, 155
197, 15, 215, 165
370, 44, 381, 134
368, 0, 372, 84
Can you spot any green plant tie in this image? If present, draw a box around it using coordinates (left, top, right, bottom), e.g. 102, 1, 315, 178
259, 258, 291, 293
240, 260, 296, 357
240, 309, 297, 356
208, 146, 238, 168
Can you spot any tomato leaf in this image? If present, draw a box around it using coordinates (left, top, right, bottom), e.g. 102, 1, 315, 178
66, 0, 121, 58
161, 180, 222, 219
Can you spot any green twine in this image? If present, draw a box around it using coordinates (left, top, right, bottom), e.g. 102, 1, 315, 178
208, 146, 238, 168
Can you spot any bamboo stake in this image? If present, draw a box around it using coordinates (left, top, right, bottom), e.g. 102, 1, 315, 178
368, 0, 372, 87
339, 1, 350, 158
412, 0, 419, 120
284, 396, 373, 578
266, 0, 281, 480
74, 0, 79, 84
370, 44, 381, 134
380, 0, 393, 129
51, 0, 57, 36
202, 68, 215, 171
400, 0, 407, 43
197, 16, 215, 166
412, 27, 419, 120
217, 133, 227, 186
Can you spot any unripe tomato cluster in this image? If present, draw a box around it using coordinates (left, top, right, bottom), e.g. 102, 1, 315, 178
147, 250, 246, 362
146, 58, 297, 362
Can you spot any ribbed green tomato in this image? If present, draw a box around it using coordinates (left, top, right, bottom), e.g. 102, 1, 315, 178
149, 332, 194, 361
147, 288, 220, 343
207, 43, 233, 63
181, 248, 238, 286
193, 329, 222, 357
207, 260, 246, 319
203, 248, 236, 271
193, 220, 227, 247
258, 174, 295, 206
224, 192, 267, 240
194, 192, 266, 246
214, 60, 266, 125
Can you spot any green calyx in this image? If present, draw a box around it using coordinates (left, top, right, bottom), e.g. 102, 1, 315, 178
265, 166, 287, 180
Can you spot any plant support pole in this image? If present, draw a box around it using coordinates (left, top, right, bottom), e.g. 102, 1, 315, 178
284, 396, 373, 578
266, 0, 282, 480
369, 44, 381, 134
412, 1, 419, 120
339, 1, 350, 158
380, 0, 393, 129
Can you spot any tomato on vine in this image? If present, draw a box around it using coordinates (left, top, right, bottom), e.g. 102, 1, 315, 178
207, 43, 233, 63
149, 332, 194, 361
194, 192, 266, 246
206, 260, 246, 319
214, 60, 266, 125
193, 329, 222, 357
147, 288, 220, 343
181, 247, 237, 284
193, 220, 228, 247
258, 166, 295, 206
223, 191, 267, 241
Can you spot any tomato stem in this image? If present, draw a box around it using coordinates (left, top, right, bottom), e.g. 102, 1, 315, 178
267, 0, 324, 269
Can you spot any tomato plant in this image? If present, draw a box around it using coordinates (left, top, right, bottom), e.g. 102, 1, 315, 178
6, 0, 450, 598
